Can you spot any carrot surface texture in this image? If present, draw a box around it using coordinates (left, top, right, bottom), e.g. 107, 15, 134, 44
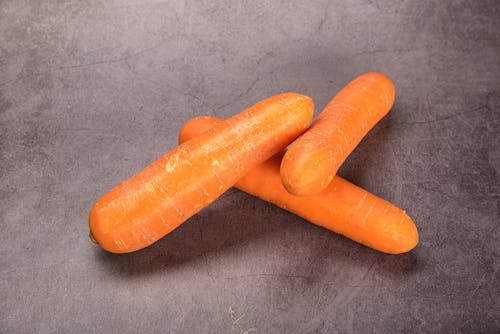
179, 116, 418, 254
89, 93, 314, 253
280, 72, 395, 196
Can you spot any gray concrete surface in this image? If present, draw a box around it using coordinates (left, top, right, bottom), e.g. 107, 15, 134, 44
1, 1, 499, 333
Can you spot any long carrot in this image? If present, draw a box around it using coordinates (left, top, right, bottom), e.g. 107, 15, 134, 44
280, 72, 395, 196
179, 116, 418, 254
89, 93, 314, 253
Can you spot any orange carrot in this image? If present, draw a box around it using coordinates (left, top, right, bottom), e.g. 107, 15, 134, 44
179, 116, 418, 254
280, 72, 395, 196
89, 93, 313, 253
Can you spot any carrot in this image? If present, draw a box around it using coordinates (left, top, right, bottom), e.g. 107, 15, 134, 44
280, 72, 396, 196
179, 116, 418, 254
89, 93, 314, 253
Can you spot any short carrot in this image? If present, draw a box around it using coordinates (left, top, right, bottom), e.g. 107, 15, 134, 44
179, 116, 418, 254
89, 93, 314, 253
280, 72, 395, 196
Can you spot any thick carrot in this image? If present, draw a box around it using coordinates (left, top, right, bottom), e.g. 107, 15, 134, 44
179, 116, 418, 254
89, 93, 313, 253
280, 72, 395, 196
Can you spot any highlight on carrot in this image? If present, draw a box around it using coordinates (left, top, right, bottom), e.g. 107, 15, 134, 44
89, 93, 314, 253
179, 116, 418, 254
280, 72, 396, 196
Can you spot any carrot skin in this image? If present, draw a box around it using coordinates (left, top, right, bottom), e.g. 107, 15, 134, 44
89, 93, 314, 253
281, 72, 396, 196
179, 116, 418, 254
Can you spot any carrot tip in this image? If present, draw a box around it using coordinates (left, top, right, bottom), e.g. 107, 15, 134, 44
280, 146, 335, 196
89, 231, 98, 244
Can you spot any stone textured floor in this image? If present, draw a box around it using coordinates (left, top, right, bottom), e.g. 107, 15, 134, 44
1, 1, 499, 333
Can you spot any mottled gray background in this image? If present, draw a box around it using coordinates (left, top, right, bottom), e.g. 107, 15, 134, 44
1, 0, 499, 333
